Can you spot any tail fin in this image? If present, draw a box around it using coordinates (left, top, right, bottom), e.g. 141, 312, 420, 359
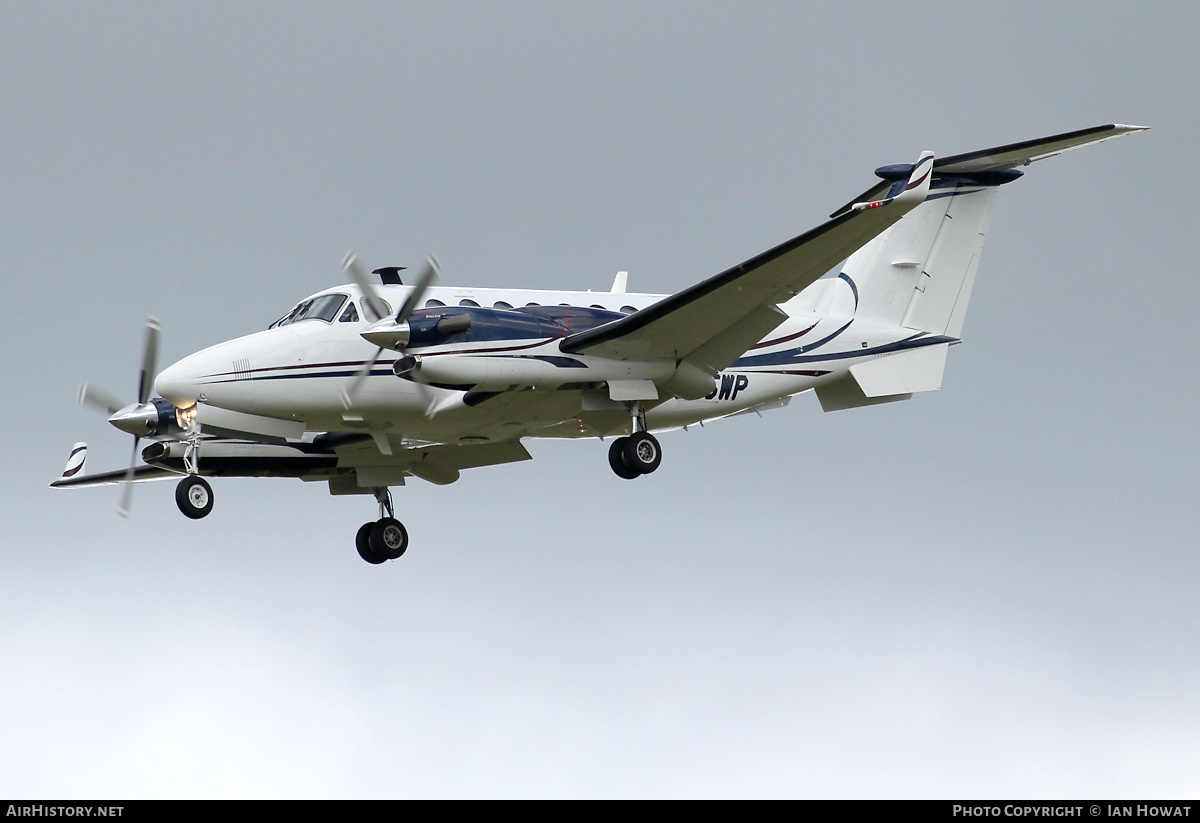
815, 125, 1146, 413
843, 179, 997, 336
844, 124, 1147, 337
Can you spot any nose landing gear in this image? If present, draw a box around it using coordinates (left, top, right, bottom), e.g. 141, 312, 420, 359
356, 487, 409, 564
174, 428, 215, 519
175, 476, 214, 519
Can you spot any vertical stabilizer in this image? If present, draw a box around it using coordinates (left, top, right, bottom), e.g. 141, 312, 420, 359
838, 125, 1147, 338
903, 183, 998, 337
842, 181, 998, 336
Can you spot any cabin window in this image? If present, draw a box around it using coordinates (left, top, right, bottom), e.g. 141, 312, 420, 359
459, 299, 480, 307
493, 301, 513, 310
516, 304, 626, 330
424, 299, 445, 308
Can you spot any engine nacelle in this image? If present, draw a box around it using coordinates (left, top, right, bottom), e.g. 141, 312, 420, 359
409, 351, 675, 392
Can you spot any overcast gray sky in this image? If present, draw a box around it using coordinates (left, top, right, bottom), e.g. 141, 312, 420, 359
2, 1, 1197, 798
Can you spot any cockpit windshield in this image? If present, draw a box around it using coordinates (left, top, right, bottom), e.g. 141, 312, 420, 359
270, 293, 348, 329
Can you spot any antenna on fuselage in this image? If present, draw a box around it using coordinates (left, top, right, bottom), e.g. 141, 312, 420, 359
372, 266, 406, 285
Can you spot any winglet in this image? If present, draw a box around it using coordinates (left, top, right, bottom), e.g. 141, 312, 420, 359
61, 442, 87, 479
851, 151, 934, 212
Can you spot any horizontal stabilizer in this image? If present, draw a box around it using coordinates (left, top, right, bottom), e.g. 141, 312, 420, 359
832, 124, 1148, 218
935, 123, 1148, 174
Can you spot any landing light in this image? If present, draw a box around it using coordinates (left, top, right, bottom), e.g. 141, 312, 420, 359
176, 404, 198, 428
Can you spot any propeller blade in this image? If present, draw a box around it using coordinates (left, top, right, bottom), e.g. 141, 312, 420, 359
340, 346, 383, 409
79, 383, 125, 416
394, 254, 440, 323
344, 252, 438, 410
343, 252, 390, 321
137, 318, 161, 405
117, 436, 141, 518
408, 367, 438, 418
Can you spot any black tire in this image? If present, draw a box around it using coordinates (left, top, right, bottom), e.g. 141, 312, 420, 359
608, 437, 640, 480
356, 522, 387, 564
175, 476, 214, 519
370, 517, 408, 559
622, 432, 662, 475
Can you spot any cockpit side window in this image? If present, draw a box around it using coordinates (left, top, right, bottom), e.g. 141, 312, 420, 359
339, 302, 360, 323
270, 302, 306, 329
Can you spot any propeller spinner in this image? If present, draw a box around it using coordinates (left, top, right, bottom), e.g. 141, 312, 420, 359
341, 252, 440, 408
78, 317, 164, 517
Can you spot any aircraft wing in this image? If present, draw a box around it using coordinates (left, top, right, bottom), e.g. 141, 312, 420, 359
50, 434, 533, 492
559, 151, 935, 374
322, 435, 534, 489
829, 124, 1148, 218
50, 464, 179, 488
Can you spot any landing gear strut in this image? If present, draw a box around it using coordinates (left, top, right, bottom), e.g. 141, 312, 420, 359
174, 409, 213, 519
608, 402, 662, 479
355, 487, 409, 564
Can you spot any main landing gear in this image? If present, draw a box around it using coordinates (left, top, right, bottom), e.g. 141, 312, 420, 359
608, 432, 662, 479
608, 402, 662, 480
356, 487, 409, 565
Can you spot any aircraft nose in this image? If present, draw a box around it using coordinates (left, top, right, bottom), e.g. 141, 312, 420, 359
155, 356, 201, 407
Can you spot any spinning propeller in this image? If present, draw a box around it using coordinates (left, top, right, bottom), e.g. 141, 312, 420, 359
78, 317, 163, 517
340, 252, 440, 410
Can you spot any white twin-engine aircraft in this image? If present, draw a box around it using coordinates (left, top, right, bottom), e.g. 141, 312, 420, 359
54, 124, 1145, 564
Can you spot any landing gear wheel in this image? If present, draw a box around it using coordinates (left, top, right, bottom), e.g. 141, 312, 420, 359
370, 517, 408, 559
622, 431, 662, 475
356, 522, 387, 564
609, 437, 640, 480
175, 476, 214, 519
